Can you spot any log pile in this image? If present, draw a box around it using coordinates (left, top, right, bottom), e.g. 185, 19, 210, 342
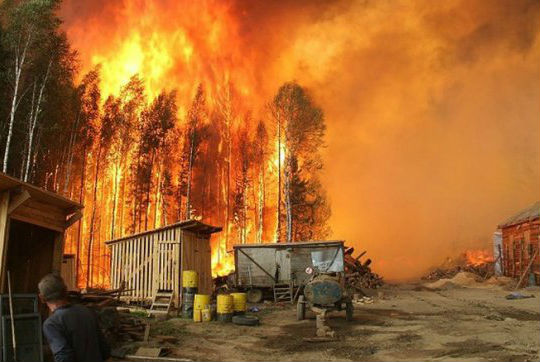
422, 262, 494, 281
69, 283, 148, 344
100, 308, 147, 343
344, 247, 384, 289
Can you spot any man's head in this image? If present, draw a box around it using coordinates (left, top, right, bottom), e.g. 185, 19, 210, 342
38, 274, 68, 304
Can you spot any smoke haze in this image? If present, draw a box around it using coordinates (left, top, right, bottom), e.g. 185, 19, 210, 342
60, 0, 540, 280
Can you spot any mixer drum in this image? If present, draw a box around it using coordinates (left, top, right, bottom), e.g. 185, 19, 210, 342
304, 275, 343, 305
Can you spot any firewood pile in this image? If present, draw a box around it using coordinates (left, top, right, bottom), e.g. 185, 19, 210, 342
344, 247, 384, 289
422, 262, 494, 281
99, 308, 147, 343
68, 282, 129, 308
69, 283, 148, 344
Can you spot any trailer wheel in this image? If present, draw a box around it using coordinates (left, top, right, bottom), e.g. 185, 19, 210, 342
297, 295, 306, 321
247, 288, 263, 303
346, 301, 354, 321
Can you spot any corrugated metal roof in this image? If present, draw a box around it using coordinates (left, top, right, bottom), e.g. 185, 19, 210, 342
498, 201, 540, 228
105, 219, 222, 244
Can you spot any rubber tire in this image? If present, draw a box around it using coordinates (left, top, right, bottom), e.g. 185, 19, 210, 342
346, 301, 354, 321
232, 315, 259, 326
297, 295, 306, 321
247, 288, 263, 303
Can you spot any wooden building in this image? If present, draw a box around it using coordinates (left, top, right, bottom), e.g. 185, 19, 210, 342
498, 201, 540, 284
106, 220, 221, 306
0, 172, 82, 294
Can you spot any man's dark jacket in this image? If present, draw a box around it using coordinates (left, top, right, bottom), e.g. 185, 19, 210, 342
43, 303, 110, 362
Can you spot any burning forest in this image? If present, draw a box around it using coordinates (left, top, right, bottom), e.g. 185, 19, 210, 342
0, 0, 333, 288
0, 1, 539, 361
0, 0, 539, 287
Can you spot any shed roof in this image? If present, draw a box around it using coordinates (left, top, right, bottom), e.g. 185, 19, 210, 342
105, 219, 222, 244
498, 201, 540, 228
233, 240, 344, 249
0, 172, 82, 211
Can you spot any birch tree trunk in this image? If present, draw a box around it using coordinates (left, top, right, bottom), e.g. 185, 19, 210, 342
64, 112, 80, 194
276, 114, 282, 242
285, 156, 293, 243
24, 60, 51, 182
185, 130, 195, 220
110, 163, 120, 240
86, 145, 102, 288
3, 33, 31, 173
257, 166, 265, 243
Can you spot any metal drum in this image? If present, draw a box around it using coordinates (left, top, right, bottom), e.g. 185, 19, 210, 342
216, 294, 234, 322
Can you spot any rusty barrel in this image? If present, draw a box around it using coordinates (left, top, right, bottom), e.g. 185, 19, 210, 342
182, 289, 196, 319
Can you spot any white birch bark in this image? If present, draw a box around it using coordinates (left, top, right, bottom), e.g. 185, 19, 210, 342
24, 59, 51, 181
3, 33, 32, 172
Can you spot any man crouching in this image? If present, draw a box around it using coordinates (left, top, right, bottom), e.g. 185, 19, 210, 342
38, 274, 110, 362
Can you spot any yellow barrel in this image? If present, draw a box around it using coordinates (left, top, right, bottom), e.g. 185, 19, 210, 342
202, 308, 212, 322
193, 294, 211, 311
182, 270, 198, 288
231, 293, 247, 314
193, 310, 202, 322
216, 294, 234, 314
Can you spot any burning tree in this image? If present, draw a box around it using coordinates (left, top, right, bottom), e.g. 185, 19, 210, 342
271, 82, 330, 242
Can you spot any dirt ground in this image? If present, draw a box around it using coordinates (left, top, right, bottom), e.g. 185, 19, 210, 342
123, 283, 540, 362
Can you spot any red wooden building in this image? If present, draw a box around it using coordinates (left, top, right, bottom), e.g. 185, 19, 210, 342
498, 201, 539, 285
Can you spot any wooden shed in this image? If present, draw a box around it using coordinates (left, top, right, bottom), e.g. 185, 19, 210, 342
0, 172, 82, 294
106, 220, 221, 306
498, 201, 540, 285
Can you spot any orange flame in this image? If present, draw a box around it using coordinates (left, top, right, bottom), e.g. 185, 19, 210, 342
465, 249, 494, 267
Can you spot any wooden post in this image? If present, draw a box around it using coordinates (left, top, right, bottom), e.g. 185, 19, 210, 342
52, 232, 65, 274
0, 191, 11, 292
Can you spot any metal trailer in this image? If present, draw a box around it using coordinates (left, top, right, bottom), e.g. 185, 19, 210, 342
232, 241, 345, 303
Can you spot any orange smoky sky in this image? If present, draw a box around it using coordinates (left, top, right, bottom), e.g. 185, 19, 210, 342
60, 0, 540, 280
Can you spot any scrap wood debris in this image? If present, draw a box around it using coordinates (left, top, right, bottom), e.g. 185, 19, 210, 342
344, 247, 384, 289
422, 259, 495, 281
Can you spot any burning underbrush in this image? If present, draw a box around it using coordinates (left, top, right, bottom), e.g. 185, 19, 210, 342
422, 249, 495, 282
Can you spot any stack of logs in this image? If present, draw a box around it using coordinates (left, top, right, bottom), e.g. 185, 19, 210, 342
344, 247, 384, 289
69, 284, 147, 344
422, 262, 494, 281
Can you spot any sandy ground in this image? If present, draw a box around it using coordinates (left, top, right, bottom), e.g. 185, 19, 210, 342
122, 283, 540, 362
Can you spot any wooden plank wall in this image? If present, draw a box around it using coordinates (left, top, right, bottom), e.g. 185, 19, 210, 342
109, 226, 186, 305
502, 219, 540, 283
109, 227, 214, 304
181, 231, 212, 295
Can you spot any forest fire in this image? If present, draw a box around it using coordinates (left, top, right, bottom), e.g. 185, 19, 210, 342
50, 0, 332, 287
0, 0, 538, 288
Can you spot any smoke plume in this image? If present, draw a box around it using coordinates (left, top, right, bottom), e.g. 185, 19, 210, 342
60, 0, 540, 280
